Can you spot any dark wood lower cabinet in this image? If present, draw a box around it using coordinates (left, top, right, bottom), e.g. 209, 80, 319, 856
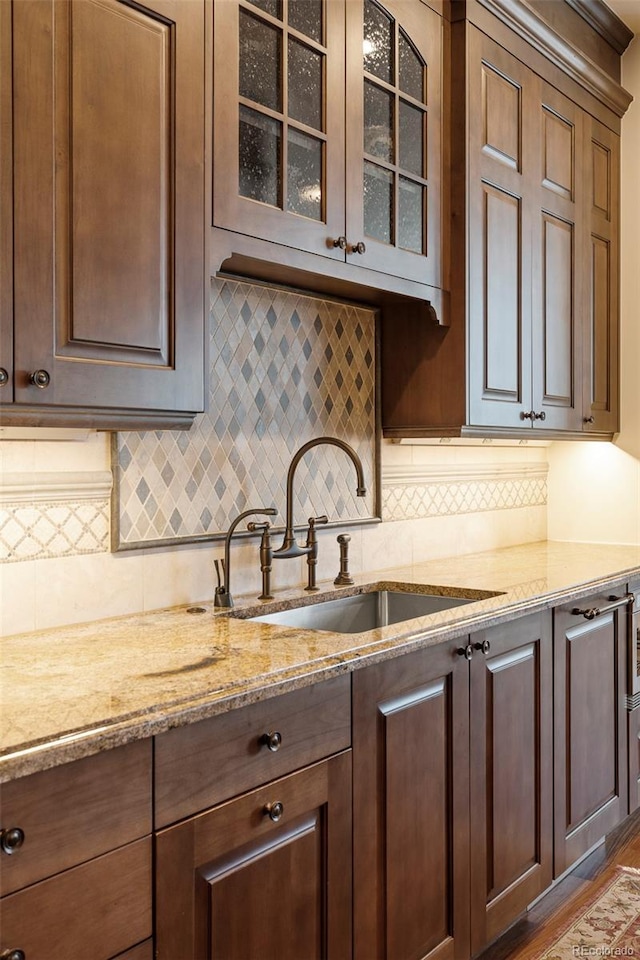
628, 706, 640, 815
155, 752, 352, 960
353, 611, 553, 960
469, 613, 553, 955
353, 641, 471, 960
554, 596, 629, 876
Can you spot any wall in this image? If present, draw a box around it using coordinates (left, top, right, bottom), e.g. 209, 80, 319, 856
547, 33, 640, 543
0, 395, 547, 640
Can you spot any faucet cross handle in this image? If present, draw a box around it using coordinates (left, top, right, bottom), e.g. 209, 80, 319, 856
305, 515, 329, 592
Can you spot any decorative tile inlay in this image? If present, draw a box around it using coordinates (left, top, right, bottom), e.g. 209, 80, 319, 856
0, 472, 112, 563
382, 464, 547, 521
113, 280, 378, 548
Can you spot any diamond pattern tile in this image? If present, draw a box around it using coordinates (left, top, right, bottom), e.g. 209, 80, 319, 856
114, 280, 378, 547
0, 500, 109, 562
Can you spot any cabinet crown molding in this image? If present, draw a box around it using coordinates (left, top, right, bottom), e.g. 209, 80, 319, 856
477, 0, 633, 116
565, 0, 634, 56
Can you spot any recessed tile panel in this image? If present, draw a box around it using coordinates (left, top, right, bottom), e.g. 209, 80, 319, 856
113, 280, 378, 548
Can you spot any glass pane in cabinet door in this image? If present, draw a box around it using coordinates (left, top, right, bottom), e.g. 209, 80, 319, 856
288, 0, 322, 43
287, 129, 322, 219
240, 10, 282, 112
364, 162, 393, 243
363, 0, 393, 84
399, 101, 424, 176
399, 31, 424, 101
398, 177, 424, 253
247, 0, 282, 19
288, 37, 322, 130
364, 81, 394, 162
239, 106, 282, 206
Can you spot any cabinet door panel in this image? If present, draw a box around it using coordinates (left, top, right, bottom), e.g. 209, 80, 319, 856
468, 31, 535, 430
353, 643, 469, 960
582, 118, 619, 434
554, 598, 628, 875
532, 84, 583, 431
470, 613, 553, 955
10, 0, 205, 416
156, 753, 351, 960
213, 0, 346, 260
0, 0, 12, 399
346, 0, 442, 286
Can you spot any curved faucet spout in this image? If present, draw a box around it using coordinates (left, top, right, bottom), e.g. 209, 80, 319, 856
215, 506, 278, 607
273, 436, 367, 560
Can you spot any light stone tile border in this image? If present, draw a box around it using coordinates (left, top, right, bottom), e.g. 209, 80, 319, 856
381, 463, 548, 521
0, 472, 112, 563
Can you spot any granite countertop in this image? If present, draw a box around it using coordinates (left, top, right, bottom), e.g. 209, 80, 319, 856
3, 539, 640, 782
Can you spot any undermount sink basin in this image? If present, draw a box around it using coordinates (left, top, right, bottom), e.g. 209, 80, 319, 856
243, 588, 481, 634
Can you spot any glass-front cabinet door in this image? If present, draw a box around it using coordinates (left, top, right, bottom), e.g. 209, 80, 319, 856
345, 0, 442, 286
213, 0, 442, 286
213, 0, 347, 260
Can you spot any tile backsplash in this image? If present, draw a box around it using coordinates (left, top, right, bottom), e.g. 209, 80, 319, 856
113, 279, 379, 548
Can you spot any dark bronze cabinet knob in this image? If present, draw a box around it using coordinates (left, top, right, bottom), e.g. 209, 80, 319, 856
264, 801, 284, 822
583, 415, 595, 424
331, 236, 347, 250
520, 410, 534, 421
457, 643, 474, 660
473, 640, 491, 655
0, 949, 26, 960
261, 731, 282, 752
0, 368, 8, 386
349, 240, 366, 255
0, 827, 25, 855
29, 369, 51, 389
534, 411, 546, 421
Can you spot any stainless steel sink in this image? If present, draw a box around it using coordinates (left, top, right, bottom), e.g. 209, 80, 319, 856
244, 589, 479, 634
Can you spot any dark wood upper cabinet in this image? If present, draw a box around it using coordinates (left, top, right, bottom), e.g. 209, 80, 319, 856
212, 0, 445, 315
2, 0, 206, 429
582, 114, 620, 434
381, 0, 630, 441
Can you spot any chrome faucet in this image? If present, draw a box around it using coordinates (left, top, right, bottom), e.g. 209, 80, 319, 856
214, 506, 277, 608
273, 437, 366, 571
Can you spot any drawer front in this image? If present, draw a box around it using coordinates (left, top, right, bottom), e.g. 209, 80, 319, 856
155, 674, 351, 826
0, 837, 152, 960
0, 739, 152, 897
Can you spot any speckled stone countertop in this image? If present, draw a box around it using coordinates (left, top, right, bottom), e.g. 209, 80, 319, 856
3, 540, 640, 782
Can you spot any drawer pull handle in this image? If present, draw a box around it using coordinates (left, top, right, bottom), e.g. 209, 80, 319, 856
261, 731, 282, 752
473, 640, 491, 655
572, 593, 634, 620
0, 827, 25, 855
1, 949, 26, 960
457, 644, 474, 661
265, 801, 284, 822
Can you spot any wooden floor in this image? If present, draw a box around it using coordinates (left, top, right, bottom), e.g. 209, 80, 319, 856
477, 808, 640, 959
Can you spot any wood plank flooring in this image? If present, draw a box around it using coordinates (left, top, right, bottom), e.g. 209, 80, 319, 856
476, 807, 640, 959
